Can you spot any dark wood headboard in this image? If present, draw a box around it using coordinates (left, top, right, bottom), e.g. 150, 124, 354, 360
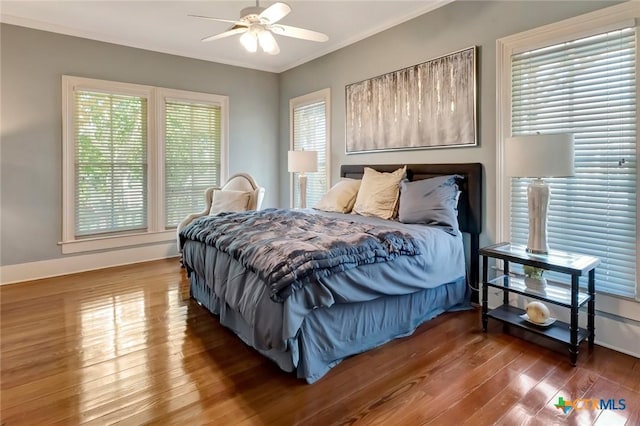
340, 163, 483, 298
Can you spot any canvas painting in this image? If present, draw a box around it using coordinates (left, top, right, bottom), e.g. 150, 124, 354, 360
346, 47, 477, 153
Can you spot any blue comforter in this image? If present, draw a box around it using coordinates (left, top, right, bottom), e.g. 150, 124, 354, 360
179, 208, 421, 302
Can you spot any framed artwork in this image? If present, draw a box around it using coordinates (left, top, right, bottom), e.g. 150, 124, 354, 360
345, 46, 477, 154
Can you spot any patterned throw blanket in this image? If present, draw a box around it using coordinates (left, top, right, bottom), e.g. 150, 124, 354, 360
180, 209, 421, 302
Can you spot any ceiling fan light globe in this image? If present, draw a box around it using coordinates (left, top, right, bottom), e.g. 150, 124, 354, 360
240, 31, 258, 53
258, 30, 279, 55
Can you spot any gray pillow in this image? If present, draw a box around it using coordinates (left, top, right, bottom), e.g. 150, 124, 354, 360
398, 175, 461, 233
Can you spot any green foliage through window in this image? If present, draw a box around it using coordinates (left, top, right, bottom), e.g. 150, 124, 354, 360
75, 91, 147, 236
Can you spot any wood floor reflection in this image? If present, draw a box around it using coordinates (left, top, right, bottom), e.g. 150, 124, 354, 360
1, 258, 638, 425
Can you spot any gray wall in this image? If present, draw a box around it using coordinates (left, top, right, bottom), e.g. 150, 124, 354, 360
0, 0, 620, 266
278, 0, 620, 247
1, 24, 280, 266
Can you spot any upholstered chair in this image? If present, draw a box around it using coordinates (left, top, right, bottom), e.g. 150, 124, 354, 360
177, 173, 265, 252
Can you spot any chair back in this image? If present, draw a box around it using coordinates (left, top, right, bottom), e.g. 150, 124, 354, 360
211, 173, 265, 210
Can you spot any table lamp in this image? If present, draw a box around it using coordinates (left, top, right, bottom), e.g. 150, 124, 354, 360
505, 133, 574, 254
288, 150, 318, 208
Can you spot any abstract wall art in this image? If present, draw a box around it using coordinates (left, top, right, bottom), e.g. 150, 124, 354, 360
345, 47, 477, 153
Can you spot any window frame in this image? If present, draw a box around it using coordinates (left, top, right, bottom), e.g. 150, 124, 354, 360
61, 76, 228, 253
495, 2, 640, 310
289, 88, 331, 208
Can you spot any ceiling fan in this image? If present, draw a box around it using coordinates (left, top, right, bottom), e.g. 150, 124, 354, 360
190, 1, 329, 55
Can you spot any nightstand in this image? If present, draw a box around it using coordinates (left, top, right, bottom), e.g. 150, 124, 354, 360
480, 242, 600, 365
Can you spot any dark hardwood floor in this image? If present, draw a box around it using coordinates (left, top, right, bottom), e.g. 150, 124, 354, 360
1, 259, 638, 425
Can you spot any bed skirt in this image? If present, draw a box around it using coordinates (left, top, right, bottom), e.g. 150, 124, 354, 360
190, 272, 468, 383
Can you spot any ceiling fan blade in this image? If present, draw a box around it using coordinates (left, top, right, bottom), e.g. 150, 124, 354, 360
188, 14, 244, 25
201, 27, 247, 42
270, 25, 328, 42
259, 2, 291, 24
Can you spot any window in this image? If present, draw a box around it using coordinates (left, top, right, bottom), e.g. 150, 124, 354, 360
510, 28, 636, 298
74, 90, 148, 236
163, 96, 223, 228
290, 89, 330, 208
62, 77, 228, 253
497, 4, 638, 301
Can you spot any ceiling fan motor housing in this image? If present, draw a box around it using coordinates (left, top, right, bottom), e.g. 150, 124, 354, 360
240, 6, 265, 22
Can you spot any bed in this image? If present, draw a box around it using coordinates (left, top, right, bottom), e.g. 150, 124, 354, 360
181, 163, 482, 383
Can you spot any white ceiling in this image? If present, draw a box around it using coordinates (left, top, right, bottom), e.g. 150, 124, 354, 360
0, 1, 451, 73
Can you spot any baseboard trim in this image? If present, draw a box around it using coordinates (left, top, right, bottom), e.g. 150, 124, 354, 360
0, 242, 179, 285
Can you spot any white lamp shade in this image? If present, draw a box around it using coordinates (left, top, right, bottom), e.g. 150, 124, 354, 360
288, 150, 318, 173
505, 134, 575, 177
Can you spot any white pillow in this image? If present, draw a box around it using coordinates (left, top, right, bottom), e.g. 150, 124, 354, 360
352, 166, 406, 220
209, 190, 251, 215
315, 178, 361, 213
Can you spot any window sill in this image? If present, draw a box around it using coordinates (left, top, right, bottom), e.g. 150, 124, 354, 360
538, 277, 639, 320
596, 292, 640, 322
59, 230, 176, 254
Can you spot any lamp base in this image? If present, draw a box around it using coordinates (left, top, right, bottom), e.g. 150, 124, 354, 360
299, 174, 307, 209
527, 178, 550, 255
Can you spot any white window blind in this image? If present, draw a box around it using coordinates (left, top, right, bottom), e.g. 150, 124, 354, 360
165, 100, 222, 227
510, 27, 637, 298
74, 90, 147, 237
292, 99, 327, 208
